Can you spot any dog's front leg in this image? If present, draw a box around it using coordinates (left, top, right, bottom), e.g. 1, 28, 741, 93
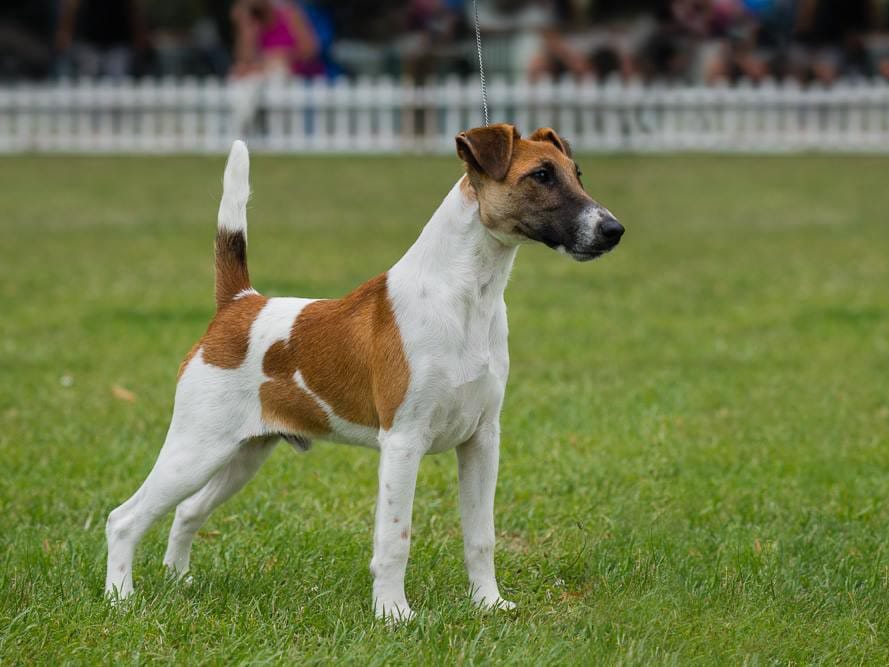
457, 422, 515, 610
370, 433, 423, 622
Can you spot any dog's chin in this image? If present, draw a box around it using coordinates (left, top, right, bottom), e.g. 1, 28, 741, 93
569, 250, 603, 262
568, 243, 618, 262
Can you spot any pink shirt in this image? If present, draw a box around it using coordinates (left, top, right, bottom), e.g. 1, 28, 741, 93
258, 3, 324, 76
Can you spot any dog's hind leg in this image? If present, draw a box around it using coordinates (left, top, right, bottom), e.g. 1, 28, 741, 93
104, 425, 242, 600
163, 436, 277, 577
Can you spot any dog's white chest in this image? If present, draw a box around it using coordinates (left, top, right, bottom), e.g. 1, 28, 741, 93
385, 185, 517, 455
425, 365, 502, 453
394, 295, 509, 454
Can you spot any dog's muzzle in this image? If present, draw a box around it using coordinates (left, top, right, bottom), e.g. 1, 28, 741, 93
568, 207, 624, 261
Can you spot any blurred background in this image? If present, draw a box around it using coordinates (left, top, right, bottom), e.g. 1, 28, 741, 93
3, 0, 889, 84
1, 0, 888, 152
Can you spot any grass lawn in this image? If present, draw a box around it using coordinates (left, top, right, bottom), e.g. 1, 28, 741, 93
1, 151, 888, 665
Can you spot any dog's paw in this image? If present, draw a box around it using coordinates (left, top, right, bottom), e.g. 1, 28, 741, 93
173, 574, 194, 587
473, 593, 516, 612
163, 563, 193, 586
374, 599, 416, 624
104, 586, 134, 607
491, 597, 516, 611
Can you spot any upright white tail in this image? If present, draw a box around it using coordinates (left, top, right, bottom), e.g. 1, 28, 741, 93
218, 140, 250, 233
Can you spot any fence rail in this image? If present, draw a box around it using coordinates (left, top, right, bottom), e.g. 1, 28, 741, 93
1, 77, 889, 153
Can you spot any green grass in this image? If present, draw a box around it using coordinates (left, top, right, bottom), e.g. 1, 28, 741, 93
1, 152, 888, 665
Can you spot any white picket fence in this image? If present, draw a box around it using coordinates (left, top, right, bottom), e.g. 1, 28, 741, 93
1, 76, 889, 154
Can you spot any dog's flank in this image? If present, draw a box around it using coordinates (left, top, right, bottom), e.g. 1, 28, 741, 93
260, 274, 409, 432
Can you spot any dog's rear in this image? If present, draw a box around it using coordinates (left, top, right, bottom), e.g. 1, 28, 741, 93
106, 141, 272, 599
106, 142, 404, 601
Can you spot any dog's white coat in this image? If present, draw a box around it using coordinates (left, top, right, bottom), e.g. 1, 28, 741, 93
105, 143, 517, 620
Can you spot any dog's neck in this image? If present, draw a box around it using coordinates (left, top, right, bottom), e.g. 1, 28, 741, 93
391, 178, 518, 308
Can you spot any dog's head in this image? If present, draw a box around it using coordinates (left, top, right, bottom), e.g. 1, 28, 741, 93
456, 124, 623, 261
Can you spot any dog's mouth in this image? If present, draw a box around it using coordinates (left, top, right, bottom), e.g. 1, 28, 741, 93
555, 213, 624, 262
521, 219, 623, 262
569, 239, 620, 262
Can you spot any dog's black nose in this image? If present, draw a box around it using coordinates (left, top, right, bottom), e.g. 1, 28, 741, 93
599, 217, 624, 240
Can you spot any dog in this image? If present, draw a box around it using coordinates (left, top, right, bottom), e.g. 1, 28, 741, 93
104, 124, 623, 620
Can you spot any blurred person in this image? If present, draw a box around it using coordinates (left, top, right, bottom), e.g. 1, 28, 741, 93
793, 0, 878, 83
879, 52, 889, 79
408, 0, 463, 33
318, 1, 406, 77
745, 0, 797, 78
228, 1, 331, 140
143, 1, 230, 77
698, 0, 763, 83
301, 2, 341, 77
527, 0, 640, 81
867, 0, 889, 79
528, 29, 597, 80
230, 0, 323, 78
701, 0, 805, 83
636, 0, 713, 82
872, 34, 889, 80
473, 0, 557, 79
0, 0, 55, 80
55, 0, 149, 79
402, 0, 470, 81
322, 0, 405, 43
532, 0, 715, 83
526, 0, 590, 79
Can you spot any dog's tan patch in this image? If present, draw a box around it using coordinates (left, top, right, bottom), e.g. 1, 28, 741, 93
178, 294, 268, 380
260, 273, 409, 430
258, 378, 330, 435
504, 135, 577, 190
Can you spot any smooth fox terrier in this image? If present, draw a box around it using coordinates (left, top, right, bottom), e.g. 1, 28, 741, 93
104, 124, 624, 620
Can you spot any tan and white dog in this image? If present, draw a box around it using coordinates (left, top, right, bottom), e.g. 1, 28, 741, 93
104, 124, 623, 620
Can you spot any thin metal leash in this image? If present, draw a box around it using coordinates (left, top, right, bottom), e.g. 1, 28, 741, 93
472, 0, 489, 126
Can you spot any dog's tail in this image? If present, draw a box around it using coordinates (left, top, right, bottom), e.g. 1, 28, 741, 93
215, 140, 253, 309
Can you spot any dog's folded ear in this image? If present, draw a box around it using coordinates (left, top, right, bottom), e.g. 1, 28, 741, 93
455, 124, 520, 181
529, 127, 572, 157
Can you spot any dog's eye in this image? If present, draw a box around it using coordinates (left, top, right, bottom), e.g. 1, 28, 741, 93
532, 169, 552, 184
